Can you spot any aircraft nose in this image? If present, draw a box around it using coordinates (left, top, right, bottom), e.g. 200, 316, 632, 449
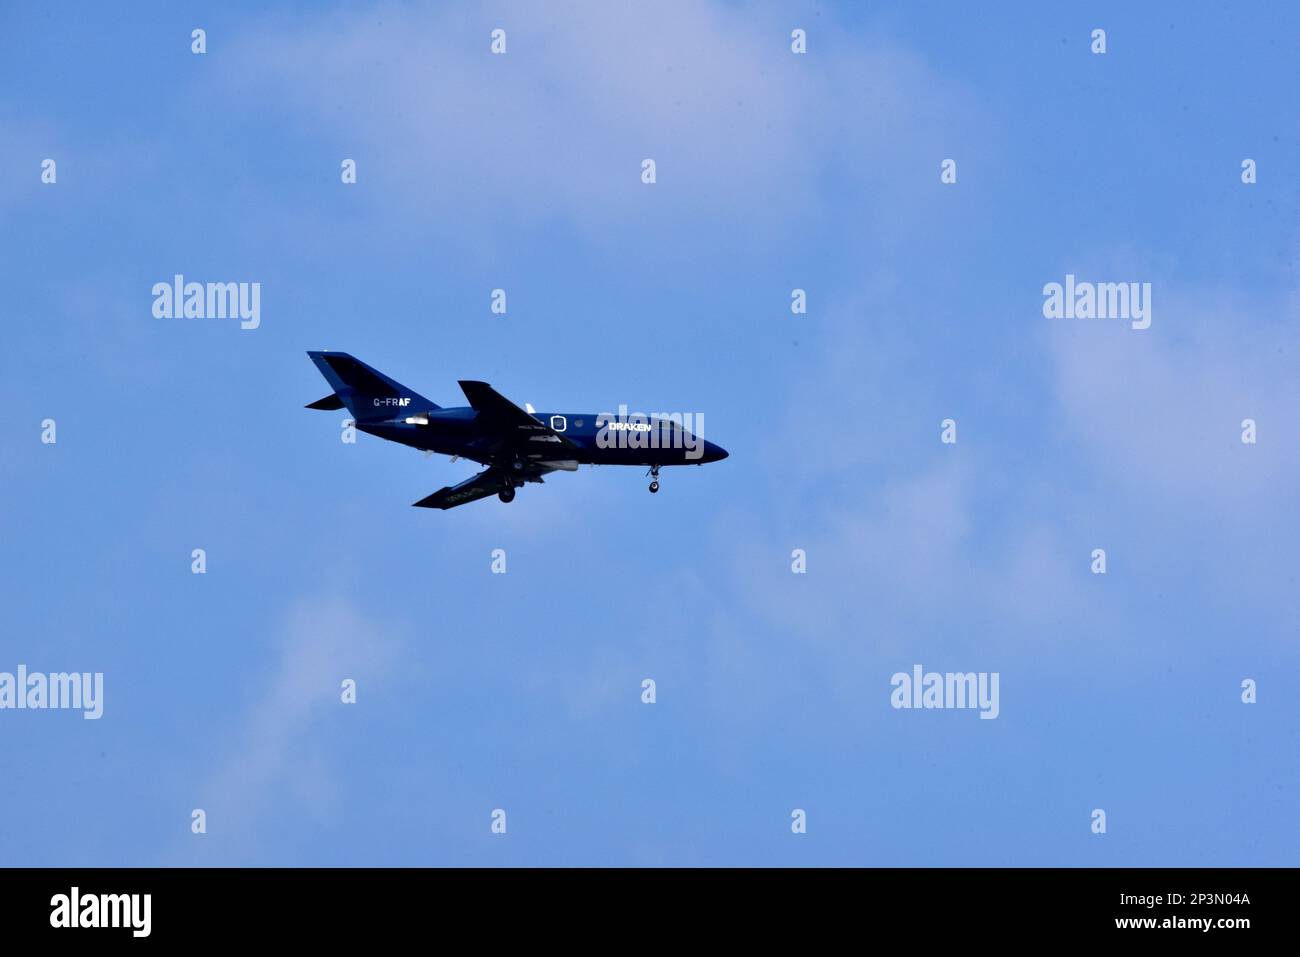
706, 441, 729, 462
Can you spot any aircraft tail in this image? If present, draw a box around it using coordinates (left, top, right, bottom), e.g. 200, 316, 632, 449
306, 351, 440, 421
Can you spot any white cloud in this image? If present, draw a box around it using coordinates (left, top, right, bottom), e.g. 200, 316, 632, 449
216, 1, 987, 240
1046, 287, 1300, 509
186, 594, 401, 859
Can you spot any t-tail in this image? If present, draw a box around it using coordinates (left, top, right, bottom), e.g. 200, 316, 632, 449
305, 351, 440, 422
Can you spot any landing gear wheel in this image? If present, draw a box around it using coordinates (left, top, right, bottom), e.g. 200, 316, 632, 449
647, 464, 661, 494
498, 487, 516, 503
649, 481, 659, 494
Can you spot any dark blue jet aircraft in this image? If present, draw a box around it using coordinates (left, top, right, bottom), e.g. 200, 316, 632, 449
306, 352, 728, 509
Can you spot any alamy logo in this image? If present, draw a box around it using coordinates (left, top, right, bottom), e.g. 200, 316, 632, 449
890, 664, 999, 719
0, 665, 103, 719
152, 274, 261, 330
50, 887, 150, 937
1042, 273, 1151, 330
595, 405, 705, 459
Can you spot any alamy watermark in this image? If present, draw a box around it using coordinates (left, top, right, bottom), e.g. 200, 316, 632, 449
1043, 273, 1151, 330
890, 664, 999, 719
152, 274, 260, 330
0, 665, 103, 719
595, 405, 705, 459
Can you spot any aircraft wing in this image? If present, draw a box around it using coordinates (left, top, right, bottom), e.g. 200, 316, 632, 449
458, 380, 577, 452
412, 468, 512, 510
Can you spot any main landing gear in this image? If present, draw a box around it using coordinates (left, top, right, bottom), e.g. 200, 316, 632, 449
647, 465, 660, 494
498, 460, 524, 503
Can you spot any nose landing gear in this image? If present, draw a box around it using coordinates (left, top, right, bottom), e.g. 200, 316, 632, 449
498, 486, 516, 503
647, 465, 660, 494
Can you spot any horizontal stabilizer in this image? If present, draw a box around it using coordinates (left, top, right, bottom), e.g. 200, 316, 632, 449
305, 393, 346, 411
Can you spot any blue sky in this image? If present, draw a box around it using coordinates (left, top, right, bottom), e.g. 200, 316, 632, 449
1, 1, 1297, 866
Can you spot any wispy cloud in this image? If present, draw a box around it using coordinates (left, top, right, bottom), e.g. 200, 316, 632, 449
1047, 285, 1300, 508
214, 1, 988, 240
180, 594, 401, 861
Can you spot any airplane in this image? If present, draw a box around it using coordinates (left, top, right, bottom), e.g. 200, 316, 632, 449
305, 351, 729, 509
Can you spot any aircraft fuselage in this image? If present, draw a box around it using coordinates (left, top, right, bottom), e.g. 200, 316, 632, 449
359, 408, 727, 468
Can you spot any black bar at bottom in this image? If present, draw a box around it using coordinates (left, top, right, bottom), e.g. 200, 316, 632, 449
0, 867, 1281, 942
